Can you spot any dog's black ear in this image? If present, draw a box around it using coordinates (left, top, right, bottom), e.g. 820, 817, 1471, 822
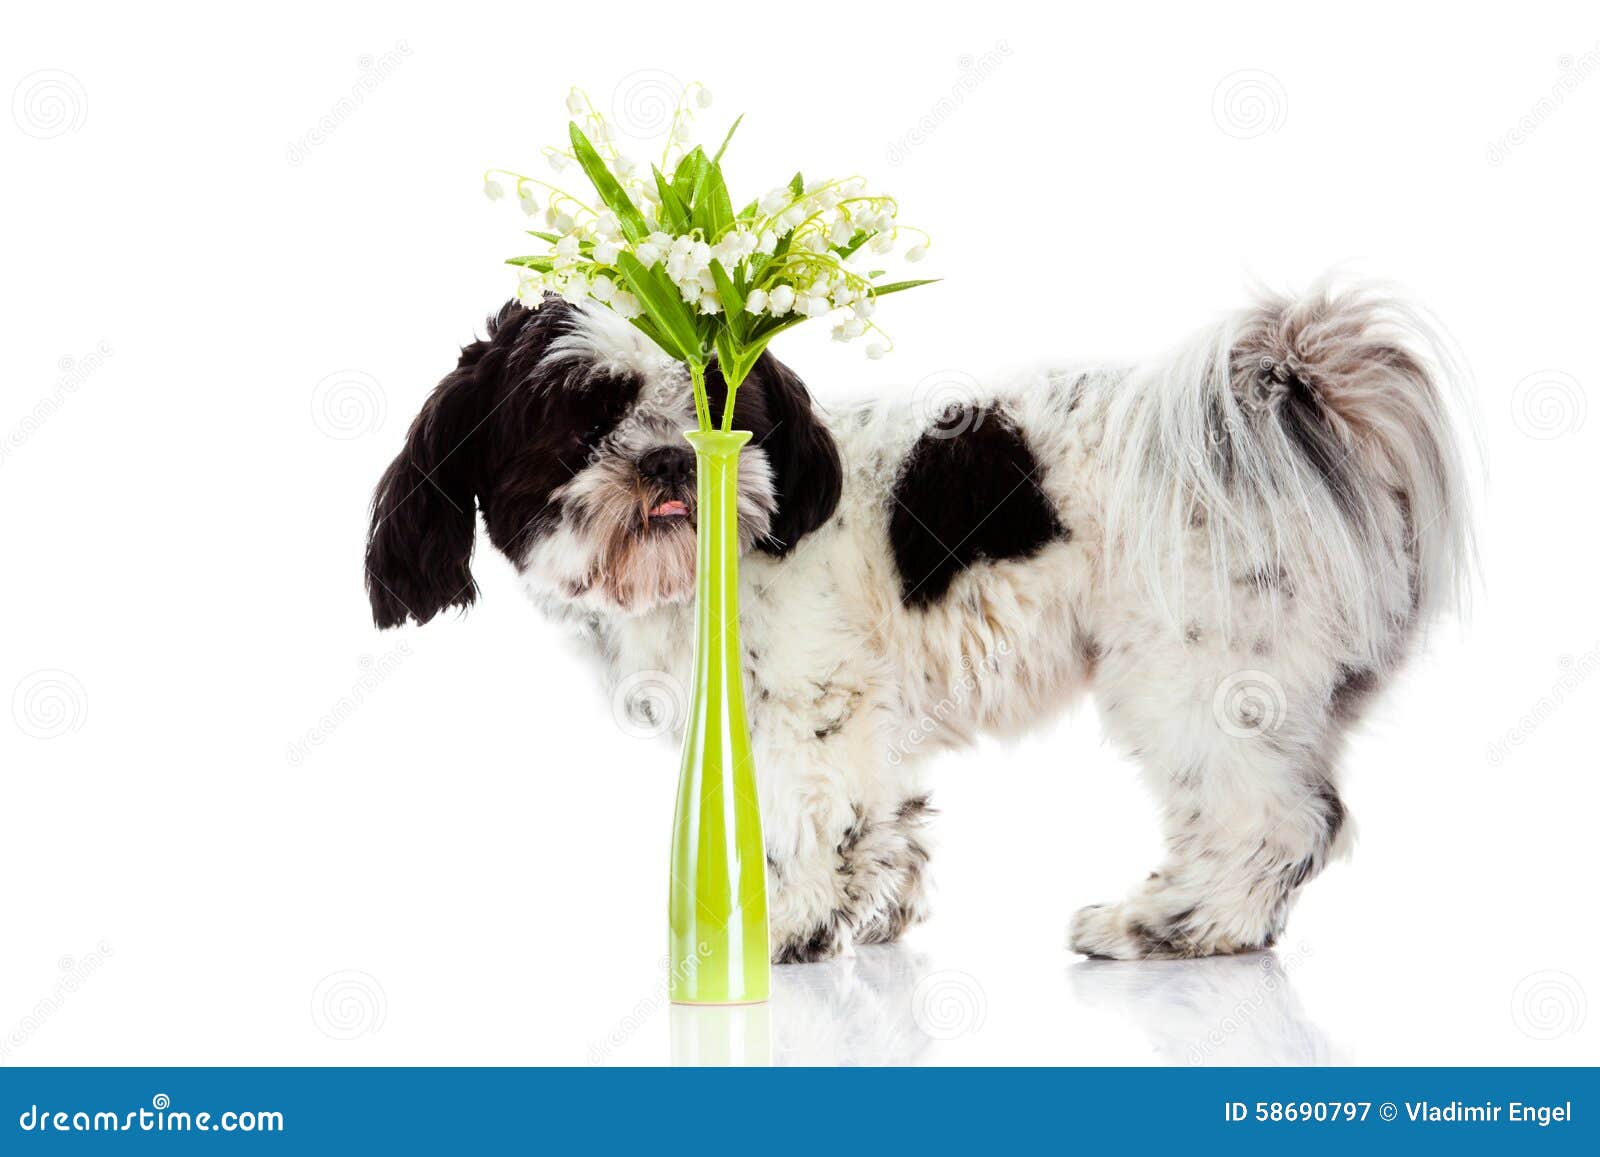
364, 303, 527, 628
750, 352, 842, 555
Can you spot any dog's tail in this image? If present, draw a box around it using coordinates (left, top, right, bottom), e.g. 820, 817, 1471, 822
1101, 278, 1476, 658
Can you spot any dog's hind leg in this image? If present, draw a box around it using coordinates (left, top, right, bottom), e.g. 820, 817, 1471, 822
1070, 640, 1353, 960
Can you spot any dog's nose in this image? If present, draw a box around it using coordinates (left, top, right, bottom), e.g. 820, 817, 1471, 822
637, 446, 694, 487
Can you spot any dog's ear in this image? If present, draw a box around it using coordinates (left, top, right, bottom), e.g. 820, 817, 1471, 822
365, 302, 531, 628
750, 352, 842, 555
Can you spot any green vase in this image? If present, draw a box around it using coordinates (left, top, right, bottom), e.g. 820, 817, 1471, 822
669, 429, 770, 1004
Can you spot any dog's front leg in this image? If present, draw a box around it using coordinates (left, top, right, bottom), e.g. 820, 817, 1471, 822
758, 730, 932, 963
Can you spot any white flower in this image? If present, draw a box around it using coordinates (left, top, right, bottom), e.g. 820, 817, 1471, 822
634, 231, 672, 267
483, 178, 505, 201
696, 87, 714, 109
566, 91, 586, 115
594, 211, 620, 237
778, 206, 806, 233
905, 244, 928, 263
559, 273, 589, 304
870, 233, 894, 255
548, 152, 569, 172
520, 194, 539, 216
589, 274, 616, 302
745, 289, 768, 314
767, 284, 795, 316
829, 219, 855, 246
552, 211, 576, 234
611, 290, 642, 319
830, 281, 858, 310
759, 188, 790, 215
672, 120, 693, 143
678, 280, 703, 305
853, 297, 877, 319
866, 342, 888, 359
756, 230, 778, 255
698, 296, 722, 315
841, 317, 867, 338
516, 272, 546, 304
592, 238, 620, 264
554, 234, 581, 264
613, 155, 637, 177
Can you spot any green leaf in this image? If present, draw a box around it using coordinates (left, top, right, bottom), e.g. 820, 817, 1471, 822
787, 171, 804, 198
833, 230, 871, 259
568, 123, 649, 242
695, 160, 734, 238
672, 148, 707, 206
710, 115, 743, 166
616, 251, 702, 364
867, 278, 940, 297
505, 256, 555, 271
526, 230, 562, 243
651, 166, 690, 233
708, 260, 745, 341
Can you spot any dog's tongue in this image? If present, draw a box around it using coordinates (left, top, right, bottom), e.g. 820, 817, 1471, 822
648, 499, 689, 519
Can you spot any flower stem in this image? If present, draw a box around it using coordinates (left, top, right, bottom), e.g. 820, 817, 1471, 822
689, 361, 712, 432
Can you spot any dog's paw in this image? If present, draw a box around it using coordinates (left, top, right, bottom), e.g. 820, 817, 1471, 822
1069, 901, 1221, 961
772, 915, 852, 965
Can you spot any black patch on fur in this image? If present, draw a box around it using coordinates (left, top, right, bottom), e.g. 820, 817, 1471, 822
1330, 665, 1380, 723
888, 408, 1067, 606
1262, 360, 1362, 521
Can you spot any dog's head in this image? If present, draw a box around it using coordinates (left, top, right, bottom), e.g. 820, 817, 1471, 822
365, 297, 842, 625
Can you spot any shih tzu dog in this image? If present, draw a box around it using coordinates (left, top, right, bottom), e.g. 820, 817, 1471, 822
365, 280, 1472, 963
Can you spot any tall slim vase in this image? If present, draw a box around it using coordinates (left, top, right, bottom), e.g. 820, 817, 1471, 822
669, 429, 770, 1004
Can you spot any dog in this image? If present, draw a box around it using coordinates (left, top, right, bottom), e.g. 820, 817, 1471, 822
365, 279, 1473, 962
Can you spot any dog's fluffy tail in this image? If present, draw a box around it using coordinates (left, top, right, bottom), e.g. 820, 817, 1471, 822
1101, 278, 1476, 659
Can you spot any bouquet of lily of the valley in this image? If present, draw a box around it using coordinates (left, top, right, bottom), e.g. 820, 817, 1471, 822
484, 85, 934, 1005
484, 84, 935, 431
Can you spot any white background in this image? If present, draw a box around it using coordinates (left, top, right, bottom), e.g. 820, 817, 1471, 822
3, 1, 1597, 1066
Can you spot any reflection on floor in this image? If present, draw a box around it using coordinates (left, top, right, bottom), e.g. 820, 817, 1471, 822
1069, 948, 1333, 1065
668, 942, 1331, 1066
